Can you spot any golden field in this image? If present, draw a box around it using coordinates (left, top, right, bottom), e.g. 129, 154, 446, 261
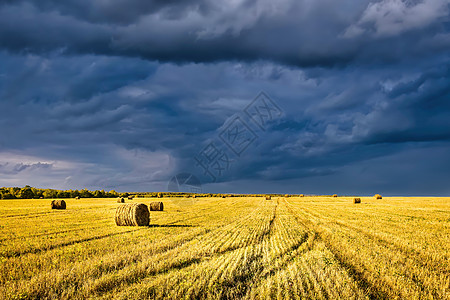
0, 196, 449, 299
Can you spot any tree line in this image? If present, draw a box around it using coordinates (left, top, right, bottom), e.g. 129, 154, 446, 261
0, 186, 121, 199
0, 186, 310, 200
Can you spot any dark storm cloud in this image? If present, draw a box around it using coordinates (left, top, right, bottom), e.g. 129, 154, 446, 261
0, 0, 449, 67
0, 1, 449, 195
0, 53, 449, 194
1, 0, 207, 25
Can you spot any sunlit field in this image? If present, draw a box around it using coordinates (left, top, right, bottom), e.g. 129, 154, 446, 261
0, 196, 449, 299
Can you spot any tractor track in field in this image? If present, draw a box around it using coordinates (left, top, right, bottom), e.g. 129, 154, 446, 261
0, 228, 144, 259
2, 211, 57, 219
283, 198, 391, 300
110, 200, 320, 300
291, 203, 445, 300
0, 224, 109, 243
0, 227, 214, 294
89, 202, 272, 298
51, 204, 266, 298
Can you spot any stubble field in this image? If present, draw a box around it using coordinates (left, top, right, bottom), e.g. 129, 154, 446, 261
0, 196, 449, 299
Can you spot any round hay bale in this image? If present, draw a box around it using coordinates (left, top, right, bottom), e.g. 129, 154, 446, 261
354, 198, 361, 204
51, 200, 66, 209
117, 197, 125, 203
75, 196, 80, 200
115, 203, 149, 226
265, 195, 271, 200
374, 194, 382, 199
192, 195, 197, 198
128, 196, 134, 200
157, 192, 163, 198
284, 194, 289, 198
332, 194, 338, 197
299, 194, 304, 197
149, 201, 164, 211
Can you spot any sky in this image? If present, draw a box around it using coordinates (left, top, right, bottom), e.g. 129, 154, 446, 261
0, 0, 449, 195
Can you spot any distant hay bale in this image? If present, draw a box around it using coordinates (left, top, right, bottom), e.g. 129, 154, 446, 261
299, 194, 304, 197
192, 195, 197, 198
284, 194, 289, 198
265, 195, 271, 200
149, 201, 164, 211
75, 196, 80, 200
333, 194, 338, 197
374, 194, 382, 199
115, 203, 149, 226
39, 196, 44, 199
51, 200, 66, 209
354, 198, 361, 204
117, 197, 125, 203
128, 196, 134, 200
157, 192, 163, 198
222, 195, 227, 198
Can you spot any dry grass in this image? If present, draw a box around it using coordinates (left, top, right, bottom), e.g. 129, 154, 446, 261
0, 196, 448, 299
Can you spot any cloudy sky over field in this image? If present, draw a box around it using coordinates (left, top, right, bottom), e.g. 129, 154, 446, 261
0, 0, 450, 195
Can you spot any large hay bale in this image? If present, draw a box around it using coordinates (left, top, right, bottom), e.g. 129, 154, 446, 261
115, 203, 149, 226
149, 201, 164, 211
117, 197, 125, 203
299, 194, 304, 197
265, 195, 271, 200
354, 198, 361, 204
374, 194, 382, 199
51, 200, 66, 209
333, 194, 338, 197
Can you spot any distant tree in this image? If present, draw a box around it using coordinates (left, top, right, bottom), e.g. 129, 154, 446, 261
31, 187, 43, 198
93, 190, 104, 198
2, 192, 14, 199
80, 189, 92, 198
108, 190, 119, 197
18, 187, 34, 199
59, 191, 71, 198
43, 189, 58, 199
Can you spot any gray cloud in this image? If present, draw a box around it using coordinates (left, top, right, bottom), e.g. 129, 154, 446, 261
0, 162, 52, 175
0, 1, 449, 67
0, 1, 449, 195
